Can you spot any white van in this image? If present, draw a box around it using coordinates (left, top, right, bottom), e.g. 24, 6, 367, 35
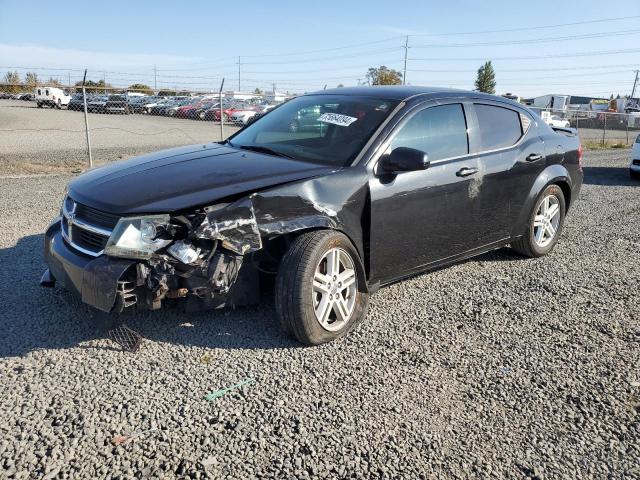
35, 87, 72, 109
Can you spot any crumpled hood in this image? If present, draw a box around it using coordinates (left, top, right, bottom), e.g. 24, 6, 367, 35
68, 143, 336, 214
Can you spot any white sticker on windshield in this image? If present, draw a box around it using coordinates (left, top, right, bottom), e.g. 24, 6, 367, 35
317, 113, 358, 127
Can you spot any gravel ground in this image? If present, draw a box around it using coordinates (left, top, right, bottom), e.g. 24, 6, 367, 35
0, 100, 240, 174
0, 149, 638, 479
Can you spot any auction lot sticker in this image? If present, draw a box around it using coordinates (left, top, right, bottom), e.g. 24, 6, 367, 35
317, 113, 358, 127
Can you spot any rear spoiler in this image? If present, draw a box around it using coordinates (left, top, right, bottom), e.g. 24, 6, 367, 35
551, 126, 577, 136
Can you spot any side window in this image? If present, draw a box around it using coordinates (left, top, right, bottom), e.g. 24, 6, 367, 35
474, 104, 523, 150
45, 89, 50, 96
390, 104, 468, 161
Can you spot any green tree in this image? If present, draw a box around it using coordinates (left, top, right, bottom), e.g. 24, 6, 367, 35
336, 83, 344, 88
365, 66, 402, 86
128, 83, 153, 95
24, 72, 39, 89
253, 87, 263, 95
2, 71, 21, 93
474, 61, 496, 94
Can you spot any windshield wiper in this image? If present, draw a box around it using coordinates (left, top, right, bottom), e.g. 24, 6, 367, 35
236, 144, 294, 159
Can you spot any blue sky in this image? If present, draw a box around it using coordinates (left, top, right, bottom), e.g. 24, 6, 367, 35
1, 0, 639, 97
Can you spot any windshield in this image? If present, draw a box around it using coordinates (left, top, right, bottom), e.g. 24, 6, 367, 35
228, 95, 399, 167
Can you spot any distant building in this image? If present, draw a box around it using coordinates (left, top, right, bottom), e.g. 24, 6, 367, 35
264, 91, 288, 103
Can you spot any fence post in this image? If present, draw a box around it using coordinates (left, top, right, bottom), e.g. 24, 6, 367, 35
626, 116, 629, 145
602, 112, 606, 146
81, 69, 93, 168
218, 78, 225, 142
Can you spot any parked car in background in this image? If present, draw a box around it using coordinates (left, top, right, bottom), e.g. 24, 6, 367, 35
175, 98, 204, 118
67, 93, 87, 111
87, 95, 108, 113
546, 115, 571, 129
35, 87, 72, 109
230, 107, 260, 125
190, 101, 219, 120
105, 95, 131, 114
631, 134, 640, 179
41, 86, 583, 345
128, 96, 152, 113
210, 103, 255, 122
149, 99, 174, 115
138, 97, 166, 114
21, 93, 34, 101
160, 98, 192, 117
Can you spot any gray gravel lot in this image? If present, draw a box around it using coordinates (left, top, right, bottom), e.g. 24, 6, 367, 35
0, 100, 240, 174
0, 149, 639, 477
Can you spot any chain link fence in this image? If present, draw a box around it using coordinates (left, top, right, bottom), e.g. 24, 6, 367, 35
530, 107, 640, 146
0, 75, 290, 175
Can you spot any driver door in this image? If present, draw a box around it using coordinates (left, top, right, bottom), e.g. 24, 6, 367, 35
368, 102, 484, 284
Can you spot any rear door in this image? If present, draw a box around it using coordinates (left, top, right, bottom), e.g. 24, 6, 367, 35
468, 102, 546, 241
368, 101, 484, 283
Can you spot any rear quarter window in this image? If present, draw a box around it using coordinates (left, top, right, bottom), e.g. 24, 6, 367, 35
475, 104, 523, 151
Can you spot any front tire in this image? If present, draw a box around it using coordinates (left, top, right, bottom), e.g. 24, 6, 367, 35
275, 231, 369, 345
630, 169, 640, 180
511, 184, 566, 258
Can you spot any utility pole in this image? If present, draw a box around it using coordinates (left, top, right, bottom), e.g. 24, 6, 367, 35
153, 65, 157, 91
68, 71, 71, 88
402, 35, 409, 85
631, 70, 639, 99
237, 56, 241, 92
103, 72, 106, 94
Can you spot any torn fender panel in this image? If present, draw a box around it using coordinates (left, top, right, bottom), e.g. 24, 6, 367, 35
195, 167, 371, 264
82, 256, 135, 312
250, 167, 371, 260
195, 197, 262, 255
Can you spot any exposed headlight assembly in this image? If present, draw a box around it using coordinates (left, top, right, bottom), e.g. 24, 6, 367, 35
105, 215, 172, 259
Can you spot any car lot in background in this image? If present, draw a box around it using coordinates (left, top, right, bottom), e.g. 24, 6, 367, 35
631, 134, 640, 179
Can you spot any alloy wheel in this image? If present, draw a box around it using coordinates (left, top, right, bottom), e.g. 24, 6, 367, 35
533, 194, 561, 248
312, 248, 357, 331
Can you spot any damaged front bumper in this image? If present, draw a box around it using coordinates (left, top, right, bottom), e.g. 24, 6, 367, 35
42, 219, 259, 314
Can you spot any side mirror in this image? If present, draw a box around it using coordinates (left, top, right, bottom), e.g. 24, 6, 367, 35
379, 147, 430, 174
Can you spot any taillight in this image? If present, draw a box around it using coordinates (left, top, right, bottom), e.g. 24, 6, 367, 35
578, 144, 583, 171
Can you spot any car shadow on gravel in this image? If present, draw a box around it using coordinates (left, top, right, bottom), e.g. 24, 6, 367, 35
0, 235, 298, 358
582, 166, 639, 186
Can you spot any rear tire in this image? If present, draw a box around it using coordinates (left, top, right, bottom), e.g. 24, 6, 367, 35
511, 184, 566, 258
275, 230, 369, 345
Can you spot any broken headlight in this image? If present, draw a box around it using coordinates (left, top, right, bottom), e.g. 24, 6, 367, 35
105, 215, 172, 259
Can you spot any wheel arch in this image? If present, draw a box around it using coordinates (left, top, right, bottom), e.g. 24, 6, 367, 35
261, 226, 370, 293
513, 164, 573, 237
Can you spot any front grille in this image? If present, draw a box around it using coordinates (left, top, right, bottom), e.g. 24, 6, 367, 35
74, 203, 119, 229
62, 196, 118, 257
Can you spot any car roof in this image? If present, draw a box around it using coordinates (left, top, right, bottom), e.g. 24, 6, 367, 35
305, 86, 520, 106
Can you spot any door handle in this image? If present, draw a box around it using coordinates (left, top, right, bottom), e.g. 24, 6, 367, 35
456, 167, 478, 177
526, 153, 543, 162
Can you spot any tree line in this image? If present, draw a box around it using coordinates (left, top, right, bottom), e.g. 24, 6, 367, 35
356, 61, 497, 94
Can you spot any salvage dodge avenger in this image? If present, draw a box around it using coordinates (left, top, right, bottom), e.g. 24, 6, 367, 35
42, 86, 583, 345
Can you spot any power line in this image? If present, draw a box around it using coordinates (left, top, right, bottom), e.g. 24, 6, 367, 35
410, 29, 640, 48
407, 63, 640, 73
411, 48, 640, 62
408, 14, 640, 37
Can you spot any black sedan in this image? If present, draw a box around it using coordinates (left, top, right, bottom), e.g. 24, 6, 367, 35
41, 87, 583, 345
